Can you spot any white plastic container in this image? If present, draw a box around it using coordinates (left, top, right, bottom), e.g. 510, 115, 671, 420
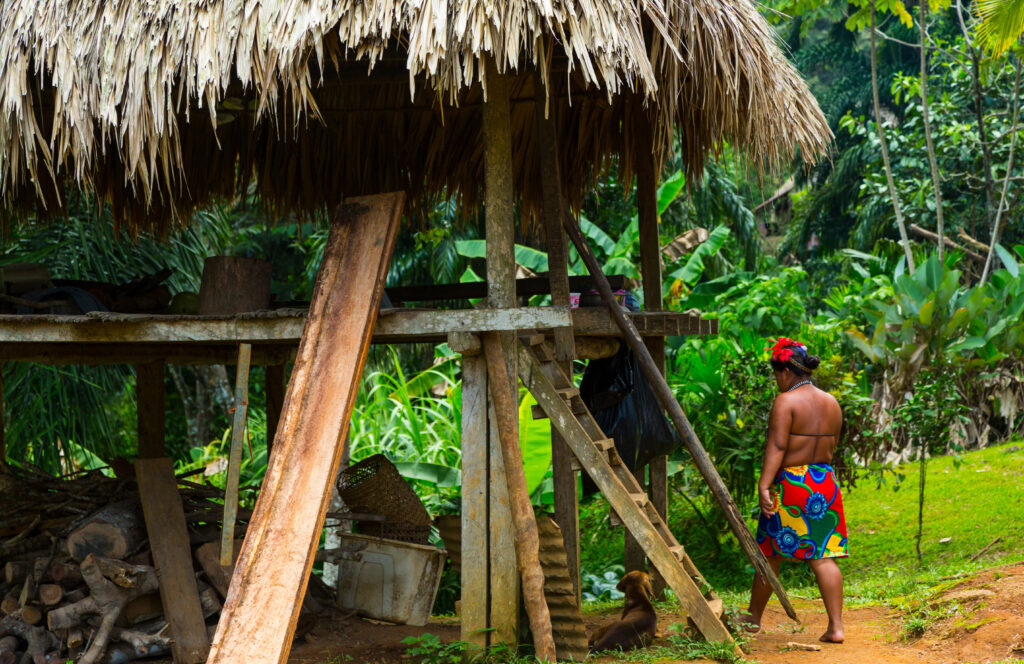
334, 532, 446, 626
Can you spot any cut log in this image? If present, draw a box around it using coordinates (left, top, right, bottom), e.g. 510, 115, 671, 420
194, 539, 242, 599
120, 593, 162, 626
0, 636, 16, 664
13, 605, 42, 625
37, 585, 62, 607
0, 597, 18, 615
3, 562, 26, 585
209, 193, 405, 664
46, 555, 159, 664
0, 614, 59, 664
47, 561, 83, 588
197, 257, 272, 315
66, 500, 145, 561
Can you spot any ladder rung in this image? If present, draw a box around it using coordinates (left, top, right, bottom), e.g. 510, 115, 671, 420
629, 492, 649, 508
670, 545, 685, 561
556, 387, 580, 400
707, 598, 724, 618
594, 438, 615, 452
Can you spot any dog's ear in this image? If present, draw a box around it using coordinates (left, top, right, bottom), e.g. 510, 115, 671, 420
616, 576, 628, 592
642, 575, 654, 598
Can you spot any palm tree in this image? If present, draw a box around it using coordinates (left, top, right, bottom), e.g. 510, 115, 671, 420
976, 0, 1024, 55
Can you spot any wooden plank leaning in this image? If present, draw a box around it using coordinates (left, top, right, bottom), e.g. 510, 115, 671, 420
481, 332, 557, 663
221, 343, 252, 567
559, 202, 799, 622
135, 458, 209, 663
208, 192, 405, 664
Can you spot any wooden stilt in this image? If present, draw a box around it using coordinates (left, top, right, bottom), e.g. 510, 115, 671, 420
458, 351, 489, 649
0, 363, 6, 468
534, 68, 580, 603
221, 343, 252, 567
635, 108, 669, 597
265, 363, 286, 460
208, 193, 405, 664
136, 362, 165, 459
483, 56, 521, 646
560, 202, 799, 622
482, 332, 555, 662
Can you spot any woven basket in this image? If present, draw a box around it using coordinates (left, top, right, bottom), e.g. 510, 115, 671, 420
337, 454, 432, 544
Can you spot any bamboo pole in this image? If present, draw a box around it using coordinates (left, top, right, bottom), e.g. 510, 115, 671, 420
221, 343, 252, 567
481, 332, 556, 663
560, 203, 799, 621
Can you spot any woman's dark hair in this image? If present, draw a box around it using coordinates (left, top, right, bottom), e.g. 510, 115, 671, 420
770, 344, 821, 377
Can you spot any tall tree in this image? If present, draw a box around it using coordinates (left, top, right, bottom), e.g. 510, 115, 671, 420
918, 0, 947, 261
871, 4, 917, 271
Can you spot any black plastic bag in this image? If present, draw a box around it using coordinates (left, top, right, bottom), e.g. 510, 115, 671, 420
579, 347, 682, 496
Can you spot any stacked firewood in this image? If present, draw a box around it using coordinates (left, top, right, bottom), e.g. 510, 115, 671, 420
0, 465, 301, 664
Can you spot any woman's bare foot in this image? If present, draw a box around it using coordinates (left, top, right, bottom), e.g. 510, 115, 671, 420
735, 613, 762, 633
819, 627, 844, 643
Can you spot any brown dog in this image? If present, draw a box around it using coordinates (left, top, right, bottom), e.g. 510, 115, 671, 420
588, 570, 657, 653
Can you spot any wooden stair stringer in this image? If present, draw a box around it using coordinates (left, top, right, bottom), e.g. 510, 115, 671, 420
517, 342, 732, 644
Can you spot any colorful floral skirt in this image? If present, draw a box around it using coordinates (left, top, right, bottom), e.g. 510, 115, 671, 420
756, 464, 848, 560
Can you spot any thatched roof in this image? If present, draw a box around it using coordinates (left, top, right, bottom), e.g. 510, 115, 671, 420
0, 0, 832, 232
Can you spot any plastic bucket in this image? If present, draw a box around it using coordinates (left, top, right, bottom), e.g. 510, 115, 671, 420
335, 532, 446, 626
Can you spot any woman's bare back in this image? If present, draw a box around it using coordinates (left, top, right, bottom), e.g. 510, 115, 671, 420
775, 386, 842, 466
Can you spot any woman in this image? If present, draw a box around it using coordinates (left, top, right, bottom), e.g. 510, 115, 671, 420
743, 337, 847, 643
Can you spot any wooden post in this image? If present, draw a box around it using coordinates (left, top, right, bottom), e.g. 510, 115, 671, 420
534, 68, 580, 603
635, 108, 669, 597
560, 203, 799, 622
0, 363, 6, 468
222, 344, 252, 567
482, 332, 556, 662
136, 362, 165, 459
458, 350, 489, 649
265, 363, 286, 460
483, 56, 521, 646
136, 457, 210, 663
208, 193, 405, 664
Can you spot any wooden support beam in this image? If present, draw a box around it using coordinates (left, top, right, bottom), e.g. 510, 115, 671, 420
459, 355, 488, 649
635, 109, 668, 598
560, 202, 799, 622
222, 344, 252, 567
482, 333, 555, 662
208, 192, 405, 664
265, 364, 286, 461
136, 362, 165, 459
384, 275, 626, 305
483, 56, 521, 647
135, 457, 209, 663
534, 68, 581, 603
0, 363, 5, 468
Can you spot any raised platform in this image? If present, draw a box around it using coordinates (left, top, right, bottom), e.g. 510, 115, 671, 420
0, 307, 717, 365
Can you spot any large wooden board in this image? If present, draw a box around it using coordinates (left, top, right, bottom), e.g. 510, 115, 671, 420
459, 354, 489, 649
134, 458, 209, 663
208, 193, 405, 664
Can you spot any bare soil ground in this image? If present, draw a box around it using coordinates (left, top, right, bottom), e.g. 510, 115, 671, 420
148, 563, 1024, 664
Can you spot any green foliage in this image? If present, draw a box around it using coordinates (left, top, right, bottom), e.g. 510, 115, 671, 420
402, 634, 532, 664
582, 564, 626, 602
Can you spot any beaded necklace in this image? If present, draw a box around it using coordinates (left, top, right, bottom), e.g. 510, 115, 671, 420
784, 379, 812, 393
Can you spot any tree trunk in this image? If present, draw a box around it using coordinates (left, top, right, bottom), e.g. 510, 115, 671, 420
919, 0, 946, 261
871, 6, 916, 272
956, 0, 998, 229
981, 56, 1022, 284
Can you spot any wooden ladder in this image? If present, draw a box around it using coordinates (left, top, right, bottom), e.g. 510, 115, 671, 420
517, 339, 732, 645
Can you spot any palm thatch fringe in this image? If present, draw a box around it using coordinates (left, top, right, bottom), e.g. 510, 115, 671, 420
0, 0, 831, 233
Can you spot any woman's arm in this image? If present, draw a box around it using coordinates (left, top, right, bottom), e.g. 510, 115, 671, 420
758, 397, 791, 516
